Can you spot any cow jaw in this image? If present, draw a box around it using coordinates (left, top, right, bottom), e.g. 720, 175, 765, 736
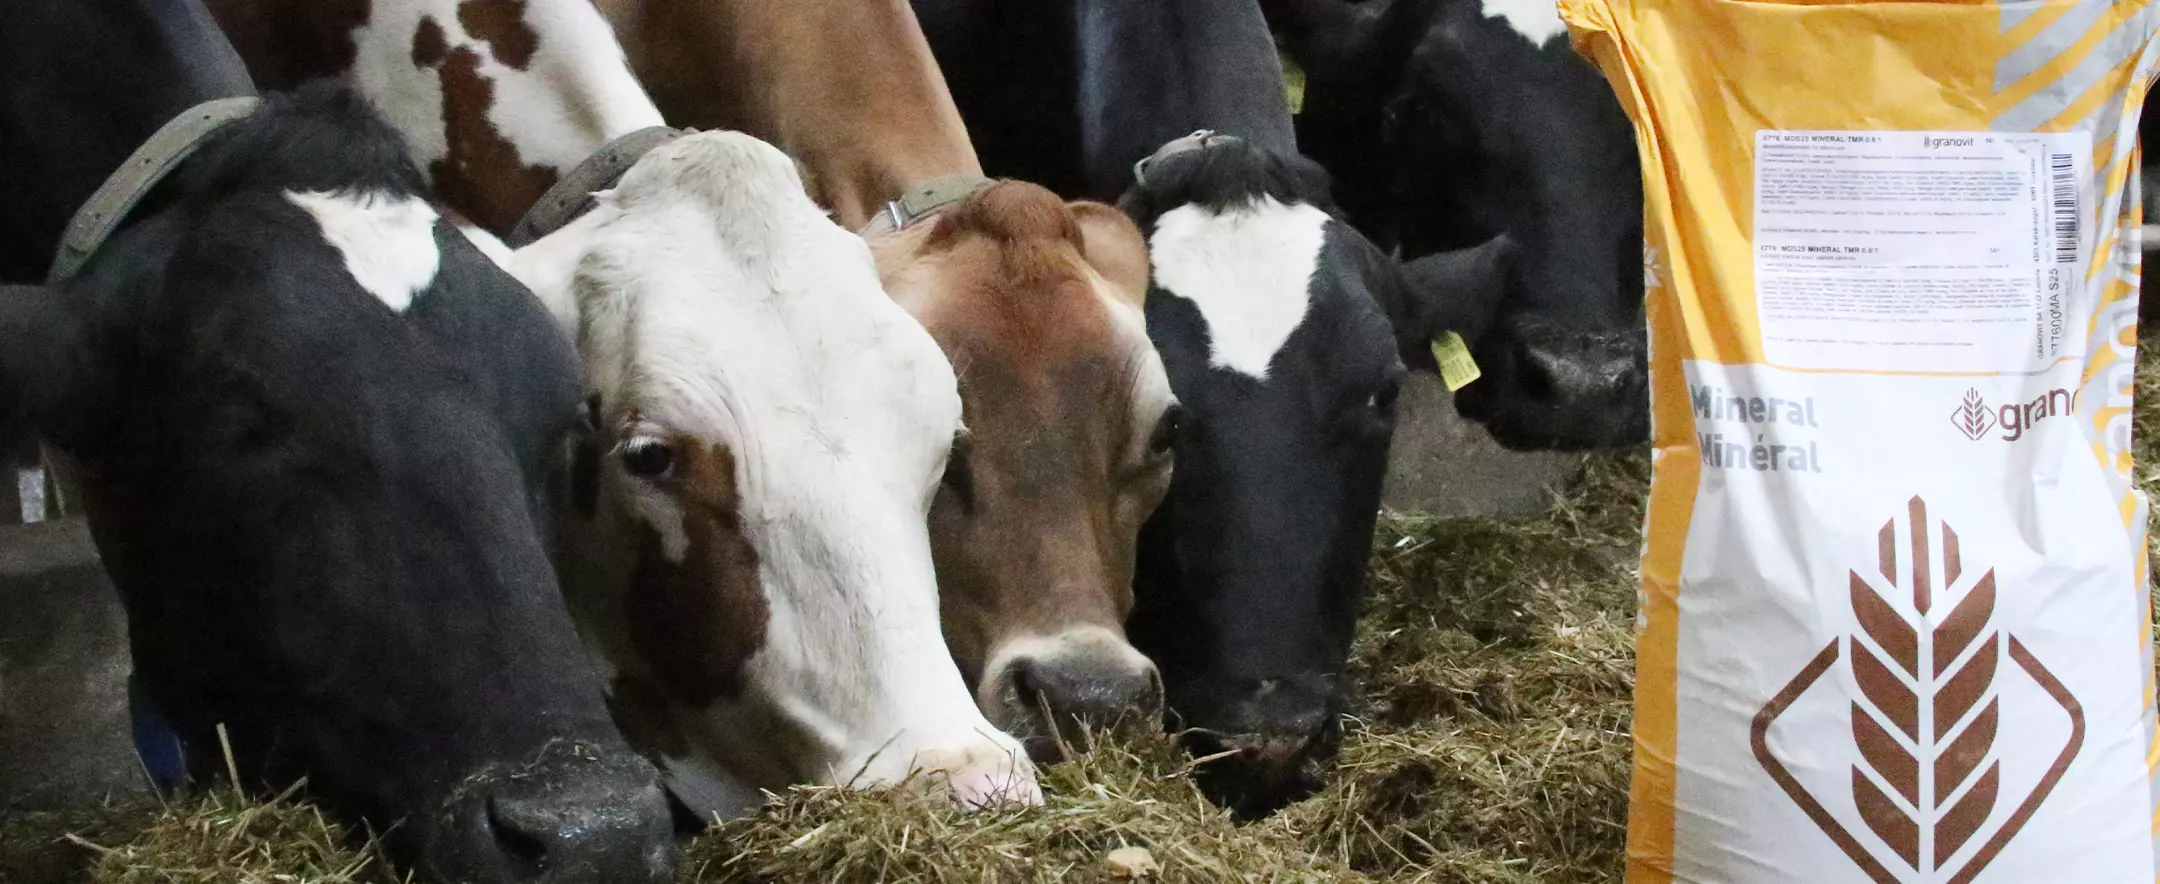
507, 131, 1035, 816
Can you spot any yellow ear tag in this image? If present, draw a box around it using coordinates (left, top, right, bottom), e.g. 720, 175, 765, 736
1281, 54, 1307, 116
1431, 331, 1482, 392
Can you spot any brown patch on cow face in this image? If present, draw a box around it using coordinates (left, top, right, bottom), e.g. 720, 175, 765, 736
426, 46, 559, 235
623, 438, 769, 709
878, 183, 1173, 687
458, 0, 540, 70
411, 16, 448, 68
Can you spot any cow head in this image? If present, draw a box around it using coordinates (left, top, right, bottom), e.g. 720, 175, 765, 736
1274, 0, 1648, 452
506, 131, 1037, 816
0, 84, 673, 882
1115, 135, 1486, 818
870, 182, 1175, 761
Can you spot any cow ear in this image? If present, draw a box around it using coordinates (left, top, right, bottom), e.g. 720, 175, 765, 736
1383, 236, 1514, 372
1071, 201, 1151, 310
0, 284, 110, 450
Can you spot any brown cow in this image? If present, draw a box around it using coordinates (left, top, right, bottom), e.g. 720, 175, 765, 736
598, 0, 1177, 755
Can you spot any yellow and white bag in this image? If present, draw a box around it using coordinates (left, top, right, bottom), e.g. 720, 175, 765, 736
1559, 0, 2160, 880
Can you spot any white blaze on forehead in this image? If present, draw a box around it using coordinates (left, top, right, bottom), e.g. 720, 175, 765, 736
1483, 0, 1568, 45
1148, 198, 1329, 380
285, 190, 440, 313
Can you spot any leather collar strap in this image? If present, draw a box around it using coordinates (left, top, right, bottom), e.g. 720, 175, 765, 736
507, 126, 686, 248
47, 96, 263, 285
1130, 129, 1245, 189
857, 173, 997, 237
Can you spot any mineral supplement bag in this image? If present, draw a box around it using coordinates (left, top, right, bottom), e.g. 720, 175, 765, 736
1557, 0, 2160, 880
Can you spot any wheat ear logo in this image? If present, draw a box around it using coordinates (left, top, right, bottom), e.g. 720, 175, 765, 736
1950, 389, 1995, 441
1751, 497, 2084, 884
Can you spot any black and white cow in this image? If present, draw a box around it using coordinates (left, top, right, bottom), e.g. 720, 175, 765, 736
916, 0, 1497, 818
1268, 0, 1650, 452
0, 5, 676, 878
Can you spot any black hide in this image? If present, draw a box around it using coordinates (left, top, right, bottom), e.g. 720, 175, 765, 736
915, 0, 1297, 202
0, 0, 254, 284
1274, 0, 1650, 451
0, 78, 674, 882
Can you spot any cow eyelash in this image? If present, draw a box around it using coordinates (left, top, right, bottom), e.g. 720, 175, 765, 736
619, 434, 675, 478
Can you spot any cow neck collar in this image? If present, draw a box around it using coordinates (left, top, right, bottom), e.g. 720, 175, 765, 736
507, 126, 687, 248
47, 96, 263, 285
856, 174, 997, 238
1131, 129, 1245, 189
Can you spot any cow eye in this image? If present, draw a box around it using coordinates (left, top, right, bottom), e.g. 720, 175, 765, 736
1149, 405, 1186, 456
1370, 378, 1402, 415
620, 435, 674, 478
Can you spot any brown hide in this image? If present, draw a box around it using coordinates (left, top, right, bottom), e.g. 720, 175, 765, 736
870, 182, 1168, 691
594, 0, 979, 228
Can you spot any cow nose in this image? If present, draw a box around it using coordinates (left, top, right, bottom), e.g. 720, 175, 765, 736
987, 637, 1163, 761
1012, 655, 1164, 723
421, 746, 677, 883
1179, 674, 1344, 820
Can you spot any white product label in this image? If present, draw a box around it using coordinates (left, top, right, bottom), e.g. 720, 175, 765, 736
1752, 130, 2091, 374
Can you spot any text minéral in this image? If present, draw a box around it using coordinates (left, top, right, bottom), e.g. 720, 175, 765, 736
1689, 386, 1820, 427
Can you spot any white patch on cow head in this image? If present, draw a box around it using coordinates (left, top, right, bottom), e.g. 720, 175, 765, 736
1147, 198, 1329, 380
505, 131, 1033, 811
285, 190, 440, 312
1482, 0, 1568, 46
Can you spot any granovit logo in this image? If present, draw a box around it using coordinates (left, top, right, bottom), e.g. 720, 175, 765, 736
1922, 135, 1976, 149
1949, 390, 1994, 441
1950, 388, 2076, 442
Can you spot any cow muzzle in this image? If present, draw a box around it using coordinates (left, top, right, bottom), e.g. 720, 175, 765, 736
412, 742, 676, 884
1175, 672, 1345, 820
980, 629, 1164, 762
1452, 323, 1650, 452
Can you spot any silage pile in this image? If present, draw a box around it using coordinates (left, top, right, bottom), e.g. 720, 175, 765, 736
4, 338, 2153, 883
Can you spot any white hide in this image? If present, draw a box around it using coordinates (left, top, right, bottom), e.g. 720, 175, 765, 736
345, 0, 664, 181
1147, 198, 1330, 380
505, 131, 1037, 816
1482, 0, 1568, 46
285, 190, 440, 312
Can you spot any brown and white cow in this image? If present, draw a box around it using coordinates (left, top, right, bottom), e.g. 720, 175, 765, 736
597, 0, 1179, 756
204, 0, 660, 235
199, 0, 1042, 814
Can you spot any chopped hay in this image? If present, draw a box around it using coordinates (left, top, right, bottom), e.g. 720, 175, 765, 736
74, 782, 396, 884
4, 336, 2155, 883
687, 734, 1363, 883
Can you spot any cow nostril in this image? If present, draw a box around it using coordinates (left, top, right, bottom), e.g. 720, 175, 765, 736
1139, 667, 1166, 716
1517, 344, 1567, 399
485, 796, 551, 877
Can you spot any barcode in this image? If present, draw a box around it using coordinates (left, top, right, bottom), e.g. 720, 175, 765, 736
2050, 152, 2078, 263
